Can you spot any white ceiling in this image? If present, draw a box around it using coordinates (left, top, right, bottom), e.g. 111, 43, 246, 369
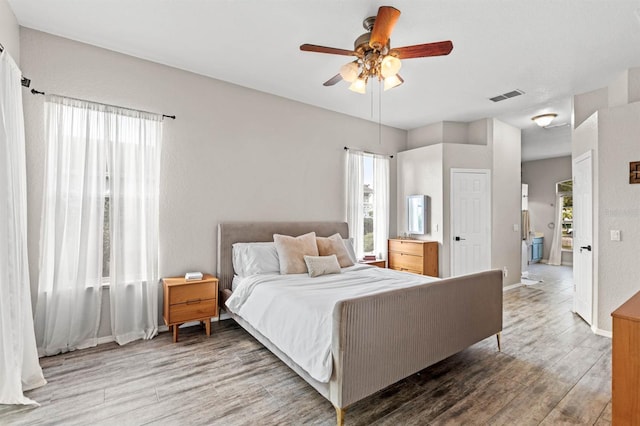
7, 0, 640, 139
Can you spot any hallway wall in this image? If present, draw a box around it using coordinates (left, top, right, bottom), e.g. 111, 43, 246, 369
522, 156, 572, 261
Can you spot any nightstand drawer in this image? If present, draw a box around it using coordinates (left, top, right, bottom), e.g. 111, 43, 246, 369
389, 239, 424, 256
170, 282, 217, 305
169, 299, 217, 323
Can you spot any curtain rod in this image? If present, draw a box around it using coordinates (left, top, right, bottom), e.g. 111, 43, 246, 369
30, 89, 176, 120
344, 146, 393, 159
0, 42, 32, 88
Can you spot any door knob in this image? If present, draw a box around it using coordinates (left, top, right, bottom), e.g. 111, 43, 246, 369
454, 236, 466, 241
580, 245, 592, 252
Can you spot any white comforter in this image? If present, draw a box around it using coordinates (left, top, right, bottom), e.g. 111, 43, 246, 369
225, 265, 439, 383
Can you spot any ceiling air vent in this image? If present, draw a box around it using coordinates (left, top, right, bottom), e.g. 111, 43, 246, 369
489, 89, 525, 102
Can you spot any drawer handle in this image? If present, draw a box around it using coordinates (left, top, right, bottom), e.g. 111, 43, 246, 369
186, 298, 202, 305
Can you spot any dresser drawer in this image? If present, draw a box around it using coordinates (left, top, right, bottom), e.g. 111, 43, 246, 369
388, 239, 424, 257
169, 298, 217, 323
389, 266, 423, 274
388, 252, 424, 273
170, 281, 217, 305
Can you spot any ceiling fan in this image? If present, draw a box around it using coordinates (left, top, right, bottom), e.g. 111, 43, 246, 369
300, 6, 453, 94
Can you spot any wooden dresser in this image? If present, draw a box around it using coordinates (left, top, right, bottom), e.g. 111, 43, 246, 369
388, 238, 438, 277
612, 291, 640, 424
163, 274, 218, 343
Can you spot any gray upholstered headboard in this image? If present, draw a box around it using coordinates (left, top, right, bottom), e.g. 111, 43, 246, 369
216, 221, 349, 293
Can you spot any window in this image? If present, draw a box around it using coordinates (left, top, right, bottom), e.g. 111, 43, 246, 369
35, 95, 163, 353
557, 179, 573, 250
363, 155, 374, 253
561, 194, 573, 250
346, 150, 389, 260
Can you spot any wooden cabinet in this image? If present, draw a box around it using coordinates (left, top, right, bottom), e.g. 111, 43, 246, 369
163, 274, 218, 343
612, 291, 640, 424
388, 239, 438, 277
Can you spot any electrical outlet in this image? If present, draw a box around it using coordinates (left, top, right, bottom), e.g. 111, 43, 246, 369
503, 267, 508, 278
611, 230, 621, 241
513, 224, 519, 232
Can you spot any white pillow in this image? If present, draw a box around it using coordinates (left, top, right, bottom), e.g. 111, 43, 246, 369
343, 238, 357, 264
304, 255, 341, 278
232, 242, 280, 277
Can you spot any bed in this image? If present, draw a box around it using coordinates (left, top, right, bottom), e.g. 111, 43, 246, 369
217, 221, 503, 425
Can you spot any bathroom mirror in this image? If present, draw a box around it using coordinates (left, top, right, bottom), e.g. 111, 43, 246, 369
407, 195, 427, 235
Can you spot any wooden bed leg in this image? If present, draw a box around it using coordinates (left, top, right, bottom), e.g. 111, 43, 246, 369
496, 332, 502, 352
335, 406, 345, 426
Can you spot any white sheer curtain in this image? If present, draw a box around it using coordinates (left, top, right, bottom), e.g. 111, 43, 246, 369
35, 95, 162, 354
34, 96, 107, 356
0, 50, 46, 405
548, 193, 563, 265
346, 151, 364, 259
373, 155, 390, 260
109, 111, 162, 345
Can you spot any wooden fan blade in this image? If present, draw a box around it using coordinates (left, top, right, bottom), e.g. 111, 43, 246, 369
323, 74, 343, 86
369, 6, 401, 50
300, 44, 356, 56
391, 40, 453, 59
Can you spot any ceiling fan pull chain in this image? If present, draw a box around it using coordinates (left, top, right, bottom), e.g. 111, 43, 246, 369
379, 80, 382, 145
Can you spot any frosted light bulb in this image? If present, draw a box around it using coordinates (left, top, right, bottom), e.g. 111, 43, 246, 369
380, 55, 401, 78
339, 62, 359, 83
383, 74, 404, 91
349, 78, 367, 94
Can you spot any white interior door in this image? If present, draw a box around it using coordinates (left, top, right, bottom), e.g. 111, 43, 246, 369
573, 151, 593, 325
451, 169, 491, 276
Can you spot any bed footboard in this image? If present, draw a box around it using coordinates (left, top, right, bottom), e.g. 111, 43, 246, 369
329, 269, 503, 410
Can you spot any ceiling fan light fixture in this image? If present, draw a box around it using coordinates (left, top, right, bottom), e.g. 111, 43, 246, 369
531, 113, 558, 127
383, 74, 404, 91
349, 77, 367, 94
380, 55, 401, 78
339, 61, 359, 83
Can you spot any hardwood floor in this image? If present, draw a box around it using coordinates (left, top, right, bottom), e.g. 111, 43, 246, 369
1, 264, 611, 425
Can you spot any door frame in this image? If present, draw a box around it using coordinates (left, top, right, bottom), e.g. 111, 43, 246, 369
450, 168, 492, 276
572, 150, 595, 326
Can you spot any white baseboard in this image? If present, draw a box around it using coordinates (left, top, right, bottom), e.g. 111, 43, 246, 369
503, 283, 523, 292
592, 326, 612, 338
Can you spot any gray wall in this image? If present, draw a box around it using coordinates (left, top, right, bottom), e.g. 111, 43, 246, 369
401, 118, 522, 285
490, 119, 522, 284
0, 0, 19, 64
573, 68, 640, 333
19, 28, 408, 335
397, 144, 444, 273
521, 156, 572, 260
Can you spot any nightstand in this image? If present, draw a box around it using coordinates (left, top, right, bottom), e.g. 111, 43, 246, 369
359, 259, 386, 268
163, 274, 218, 343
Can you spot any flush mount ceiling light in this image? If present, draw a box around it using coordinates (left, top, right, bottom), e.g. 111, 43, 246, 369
531, 113, 558, 127
300, 6, 454, 94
